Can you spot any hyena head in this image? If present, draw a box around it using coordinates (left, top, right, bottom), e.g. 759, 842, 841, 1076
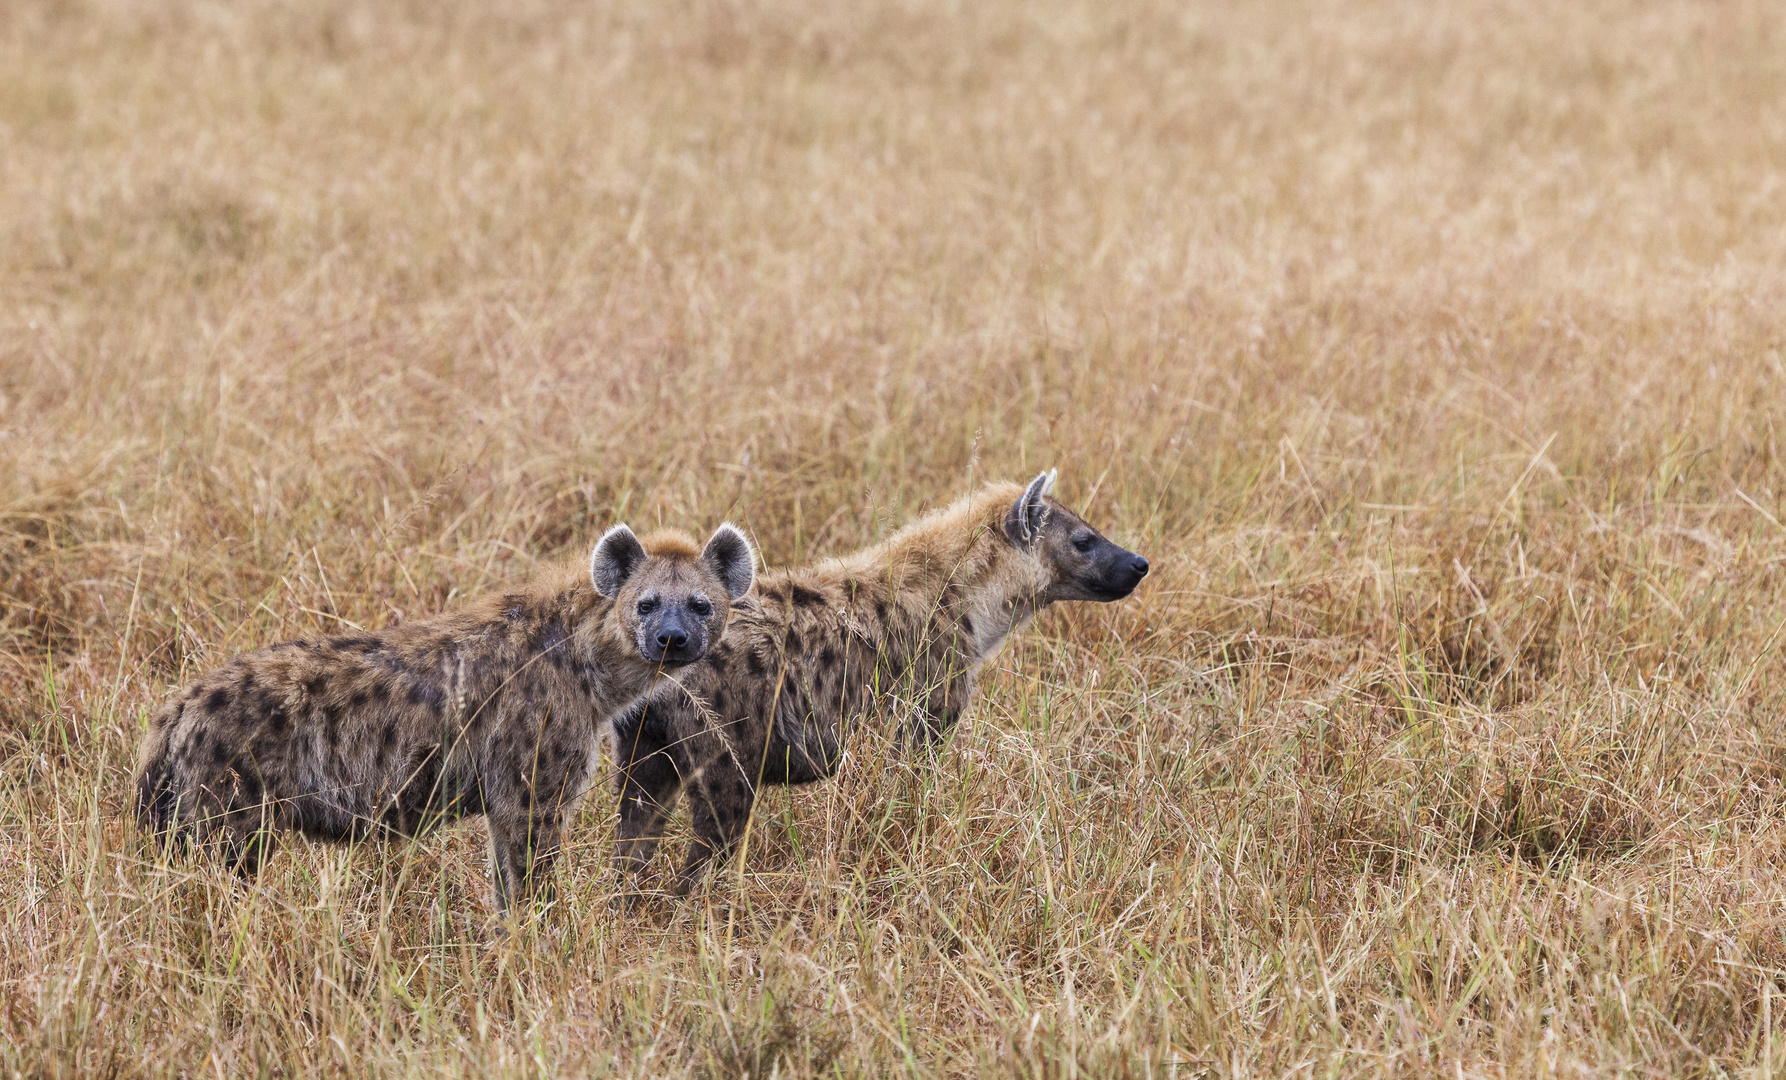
590, 523, 756, 667
1003, 470, 1150, 604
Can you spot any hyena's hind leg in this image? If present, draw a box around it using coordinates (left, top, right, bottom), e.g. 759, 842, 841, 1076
175, 785, 280, 879
219, 805, 280, 878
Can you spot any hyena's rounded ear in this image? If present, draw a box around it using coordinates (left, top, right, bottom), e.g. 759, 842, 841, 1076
701, 522, 756, 601
590, 524, 647, 599
1005, 469, 1058, 547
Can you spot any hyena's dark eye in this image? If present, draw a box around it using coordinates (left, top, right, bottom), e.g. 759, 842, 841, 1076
636, 598, 658, 616
1072, 532, 1096, 553
688, 596, 712, 616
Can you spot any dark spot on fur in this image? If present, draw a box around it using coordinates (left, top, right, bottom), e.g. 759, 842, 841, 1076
790, 584, 825, 608
745, 650, 767, 677
369, 683, 389, 704
819, 647, 837, 669
874, 599, 888, 622
960, 615, 975, 638
783, 628, 803, 653
408, 681, 443, 713
349, 690, 369, 709
304, 675, 328, 697
539, 616, 568, 654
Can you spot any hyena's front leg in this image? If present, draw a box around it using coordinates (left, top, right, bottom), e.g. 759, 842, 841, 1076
488, 809, 566, 913
613, 737, 682, 879
486, 713, 604, 913
903, 664, 977, 750
674, 764, 756, 895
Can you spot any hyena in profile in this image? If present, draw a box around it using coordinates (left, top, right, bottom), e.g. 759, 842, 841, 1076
610, 471, 1150, 893
134, 522, 755, 911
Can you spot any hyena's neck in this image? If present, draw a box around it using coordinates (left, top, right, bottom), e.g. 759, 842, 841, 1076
833, 483, 1035, 666
510, 574, 657, 718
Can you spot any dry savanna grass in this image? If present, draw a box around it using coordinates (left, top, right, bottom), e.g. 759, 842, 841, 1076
3, 0, 1786, 1074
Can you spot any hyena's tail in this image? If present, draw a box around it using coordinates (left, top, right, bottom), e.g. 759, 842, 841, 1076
133, 713, 181, 840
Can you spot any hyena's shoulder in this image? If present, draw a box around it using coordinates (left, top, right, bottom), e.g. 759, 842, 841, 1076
707, 564, 893, 684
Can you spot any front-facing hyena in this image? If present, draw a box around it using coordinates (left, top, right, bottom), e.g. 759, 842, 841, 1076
610, 471, 1150, 893
134, 522, 755, 912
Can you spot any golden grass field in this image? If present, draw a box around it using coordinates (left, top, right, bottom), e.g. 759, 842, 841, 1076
4, 0, 1786, 1074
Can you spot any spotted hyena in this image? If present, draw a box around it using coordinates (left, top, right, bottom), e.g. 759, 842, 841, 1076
610, 471, 1150, 893
134, 522, 755, 911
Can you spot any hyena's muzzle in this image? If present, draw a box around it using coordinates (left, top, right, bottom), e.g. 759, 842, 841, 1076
1077, 534, 1149, 601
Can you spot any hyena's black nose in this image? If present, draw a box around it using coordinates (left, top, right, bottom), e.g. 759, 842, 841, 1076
657, 629, 689, 650
1130, 555, 1149, 577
